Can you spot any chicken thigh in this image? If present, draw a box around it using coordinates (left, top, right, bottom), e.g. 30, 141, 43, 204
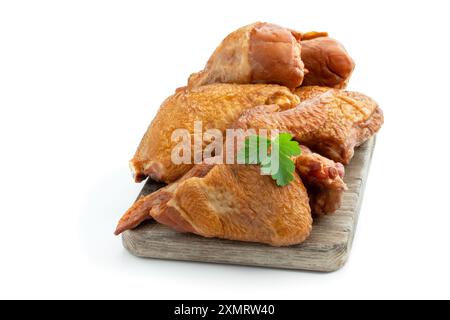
295, 145, 347, 216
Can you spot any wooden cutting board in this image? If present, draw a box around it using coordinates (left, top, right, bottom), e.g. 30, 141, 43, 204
122, 137, 376, 272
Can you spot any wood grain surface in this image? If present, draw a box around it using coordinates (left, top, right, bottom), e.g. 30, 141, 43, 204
122, 137, 376, 272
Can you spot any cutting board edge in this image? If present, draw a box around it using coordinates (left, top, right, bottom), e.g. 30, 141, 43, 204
122, 229, 352, 272
121, 137, 376, 272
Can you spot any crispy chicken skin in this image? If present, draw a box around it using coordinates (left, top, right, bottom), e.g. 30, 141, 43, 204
235, 87, 384, 165
130, 84, 300, 183
295, 146, 347, 216
301, 36, 355, 89
115, 147, 346, 241
116, 146, 347, 238
115, 164, 312, 247
295, 85, 330, 101
117, 23, 384, 247
188, 22, 305, 89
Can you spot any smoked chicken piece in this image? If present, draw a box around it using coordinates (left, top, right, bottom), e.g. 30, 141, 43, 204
130, 83, 300, 183
295, 146, 347, 216
234, 88, 384, 165
295, 85, 330, 101
300, 31, 329, 41
188, 22, 305, 89
301, 34, 355, 89
115, 164, 312, 247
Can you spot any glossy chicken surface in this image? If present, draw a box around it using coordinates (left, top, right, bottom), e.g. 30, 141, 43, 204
301, 35, 355, 88
115, 147, 348, 241
116, 22, 384, 247
188, 23, 355, 90
235, 87, 384, 165
116, 164, 312, 247
130, 83, 300, 183
188, 22, 305, 89
296, 146, 347, 216
122, 86, 381, 245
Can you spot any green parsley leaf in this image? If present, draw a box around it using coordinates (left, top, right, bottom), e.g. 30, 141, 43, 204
237, 135, 271, 164
238, 133, 301, 187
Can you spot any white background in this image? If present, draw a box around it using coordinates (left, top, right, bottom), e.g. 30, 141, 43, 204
1, 0, 449, 299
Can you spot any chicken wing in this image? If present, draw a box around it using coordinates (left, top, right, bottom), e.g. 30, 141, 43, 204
130, 83, 300, 183
234, 87, 384, 165
115, 163, 312, 247
188, 22, 305, 89
295, 146, 347, 216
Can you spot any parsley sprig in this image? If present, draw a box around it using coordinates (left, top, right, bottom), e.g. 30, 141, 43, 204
237, 133, 301, 186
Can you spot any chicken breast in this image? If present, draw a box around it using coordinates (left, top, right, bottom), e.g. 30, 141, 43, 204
130, 83, 300, 183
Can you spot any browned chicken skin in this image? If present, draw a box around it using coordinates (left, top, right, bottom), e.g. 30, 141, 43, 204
295, 146, 347, 216
188, 22, 305, 89
115, 147, 347, 239
130, 83, 300, 183
131, 85, 381, 185
115, 163, 312, 247
235, 87, 384, 165
295, 85, 330, 100
188, 24, 354, 90
117, 23, 383, 247
301, 36, 355, 89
